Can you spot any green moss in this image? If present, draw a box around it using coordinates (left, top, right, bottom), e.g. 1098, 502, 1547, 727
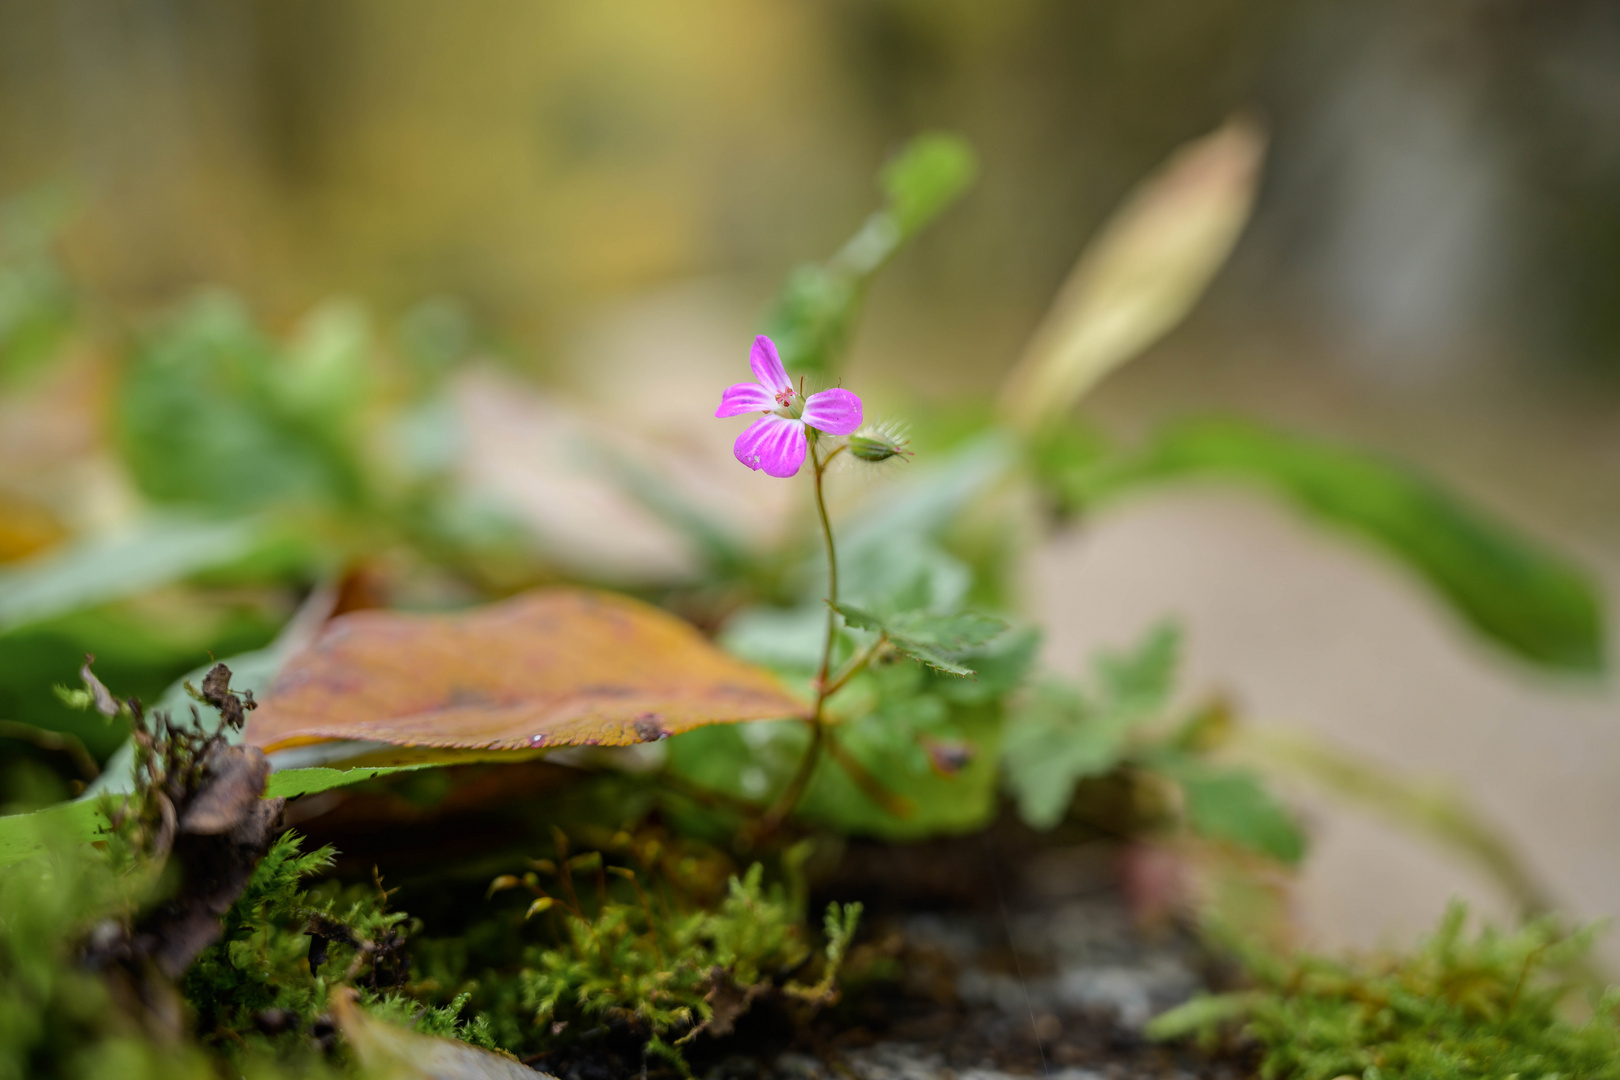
1149, 902, 1620, 1079
183, 831, 496, 1068
425, 834, 861, 1067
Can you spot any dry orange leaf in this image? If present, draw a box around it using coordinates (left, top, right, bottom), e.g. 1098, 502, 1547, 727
244, 587, 809, 753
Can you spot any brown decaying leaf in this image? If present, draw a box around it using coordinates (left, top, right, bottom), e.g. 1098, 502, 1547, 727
244, 587, 810, 754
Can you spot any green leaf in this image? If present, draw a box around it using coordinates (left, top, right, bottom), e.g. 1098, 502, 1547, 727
264, 764, 431, 799
1001, 622, 1181, 830
936, 625, 1041, 705
85, 636, 302, 796
1002, 683, 1132, 829
764, 132, 977, 376
1095, 621, 1180, 714
1158, 758, 1306, 865
0, 514, 265, 633
668, 638, 1021, 842
0, 764, 435, 869
835, 603, 1007, 677
0, 798, 103, 869
798, 693, 1003, 840
1076, 420, 1607, 673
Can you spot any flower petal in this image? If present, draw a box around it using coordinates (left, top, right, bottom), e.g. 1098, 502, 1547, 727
750, 335, 792, 396
733, 415, 807, 478
715, 381, 775, 418
801, 387, 863, 436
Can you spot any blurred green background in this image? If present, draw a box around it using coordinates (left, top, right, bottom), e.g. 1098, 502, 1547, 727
1, 0, 1617, 960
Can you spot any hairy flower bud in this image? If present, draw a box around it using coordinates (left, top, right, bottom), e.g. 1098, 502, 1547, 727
846, 421, 912, 464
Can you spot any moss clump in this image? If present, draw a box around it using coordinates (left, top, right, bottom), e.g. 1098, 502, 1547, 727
435, 832, 861, 1069
182, 831, 496, 1068
1149, 902, 1620, 1080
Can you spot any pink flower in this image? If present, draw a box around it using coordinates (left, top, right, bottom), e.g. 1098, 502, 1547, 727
715, 336, 862, 477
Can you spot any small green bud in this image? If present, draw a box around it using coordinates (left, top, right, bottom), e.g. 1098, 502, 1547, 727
847, 421, 912, 463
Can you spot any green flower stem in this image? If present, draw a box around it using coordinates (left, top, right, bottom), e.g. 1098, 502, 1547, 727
760, 438, 843, 834
821, 633, 887, 699
812, 440, 845, 694
758, 717, 823, 836
822, 728, 912, 818
760, 439, 907, 836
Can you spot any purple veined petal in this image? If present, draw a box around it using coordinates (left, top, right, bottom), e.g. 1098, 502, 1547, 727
801, 387, 863, 436
733, 415, 808, 478
749, 335, 792, 396
715, 381, 775, 418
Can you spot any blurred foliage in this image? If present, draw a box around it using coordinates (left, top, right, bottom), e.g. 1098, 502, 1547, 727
1044, 418, 1607, 673
832, 604, 1008, 678
0, 812, 244, 1080
1002, 622, 1305, 864
998, 117, 1263, 430
118, 294, 369, 513
764, 132, 976, 379
1148, 902, 1620, 1080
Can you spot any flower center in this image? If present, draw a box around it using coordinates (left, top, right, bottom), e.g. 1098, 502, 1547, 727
773, 386, 796, 407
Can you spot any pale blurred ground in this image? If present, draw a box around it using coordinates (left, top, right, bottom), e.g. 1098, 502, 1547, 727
3, 0, 1619, 966
1029, 491, 1620, 971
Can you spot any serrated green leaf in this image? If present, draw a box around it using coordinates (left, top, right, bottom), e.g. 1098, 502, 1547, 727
834, 602, 1007, 677
936, 626, 1041, 704
1075, 419, 1607, 673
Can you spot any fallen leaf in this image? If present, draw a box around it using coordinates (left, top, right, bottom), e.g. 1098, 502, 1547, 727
330, 987, 550, 1080
244, 587, 810, 753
